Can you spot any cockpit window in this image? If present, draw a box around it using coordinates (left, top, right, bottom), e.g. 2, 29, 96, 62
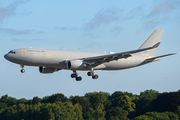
8, 50, 16, 54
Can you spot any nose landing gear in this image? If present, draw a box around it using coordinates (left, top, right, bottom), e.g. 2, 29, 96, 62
20, 64, 25, 73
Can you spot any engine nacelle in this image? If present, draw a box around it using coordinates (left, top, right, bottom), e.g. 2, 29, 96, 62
67, 60, 86, 70
39, 67, 58, 73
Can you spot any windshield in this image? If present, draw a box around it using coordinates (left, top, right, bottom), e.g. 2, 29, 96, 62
8, 50, 16, 54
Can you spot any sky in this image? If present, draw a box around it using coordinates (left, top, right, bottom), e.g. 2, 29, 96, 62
0, 0, 180, 99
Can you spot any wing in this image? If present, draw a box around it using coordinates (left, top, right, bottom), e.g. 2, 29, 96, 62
83, 42, 160, 67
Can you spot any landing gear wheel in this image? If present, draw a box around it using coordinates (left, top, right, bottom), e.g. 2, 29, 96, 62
71, 71, 82, 81
87, 72, 92, 76
71, 74, 77, 78
76, 76, 82, 81
21, 69, 25, 73
92, 74, 98, 79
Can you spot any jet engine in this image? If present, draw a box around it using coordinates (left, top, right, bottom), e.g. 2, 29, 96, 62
67, 60, 86, 70
39, 67, 58, 73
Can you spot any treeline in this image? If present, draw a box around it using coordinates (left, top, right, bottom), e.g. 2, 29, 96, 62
0, 89, 180, 120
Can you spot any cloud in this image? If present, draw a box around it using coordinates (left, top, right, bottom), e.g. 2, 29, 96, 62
142, 1, 180, 30
84, 7, 122, 31
0, 28, 44, 35
123, 6, 144, 20
55, 26, 79, 31
78, 42, 104, 52
31, 38, 43, 41
12, 38, 24, 41
36, 31, 44, 34
111, 26, 124, 36
144, 20, 160, 29
56, 27, 67, 30
0, 0, 27, 22
147, 2, 174, 18
144, 17, 171, 30
11, 38, 43, 42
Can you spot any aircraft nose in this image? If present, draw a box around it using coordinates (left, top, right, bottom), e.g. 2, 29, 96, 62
4, 54, 10, 60
4, 54, 8, 60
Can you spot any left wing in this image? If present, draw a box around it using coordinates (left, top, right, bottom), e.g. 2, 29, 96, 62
83, 42, 160, 67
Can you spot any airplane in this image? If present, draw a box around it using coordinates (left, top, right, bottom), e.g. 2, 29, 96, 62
4, 30, 176, 81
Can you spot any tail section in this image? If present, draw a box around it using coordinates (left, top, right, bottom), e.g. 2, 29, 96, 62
139, 30, 164, 57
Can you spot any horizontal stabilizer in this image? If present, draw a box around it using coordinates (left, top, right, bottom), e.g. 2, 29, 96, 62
145, 53, 176, 62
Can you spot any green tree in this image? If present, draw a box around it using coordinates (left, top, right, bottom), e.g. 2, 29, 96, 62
164, 111, 179, 120
135, 93, 157, 116
85, 91, 110, 99
0, 95, 17, 107
134, 112, 179, 120
32, 96, 41, 104
106, 106, 129, 120
133, 114, 153, 120
3, 105, 18, 120
0, 94, 8, 102
31, 102, 41, 120
40, 103, 52, 120
109, 91, 136, 100
151, 92, 180, 112
83, 111, 95, 120
108, 91, 124, 100
111, 95, 135, 113
42, 93, 68, 103
89, 92, 107, 108
17, 98, 29, 105
71, 96, 91, 113
92, 103, 106, 120
140, 89, 159, 96
177, 106, 180, 116
0, 102, 7, 109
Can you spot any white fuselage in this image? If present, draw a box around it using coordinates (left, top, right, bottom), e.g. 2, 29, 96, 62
4, 48, 147, 71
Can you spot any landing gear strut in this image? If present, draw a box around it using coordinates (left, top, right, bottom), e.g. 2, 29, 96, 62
71, 70, 82, 81
20, 64, 25, 73
87, 68, 99, 79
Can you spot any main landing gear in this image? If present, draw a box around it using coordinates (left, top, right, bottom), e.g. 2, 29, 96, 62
87, 68, 98, 79
20, 64, 25, 73
71, 71, 82, 81
70, 69, 99, 81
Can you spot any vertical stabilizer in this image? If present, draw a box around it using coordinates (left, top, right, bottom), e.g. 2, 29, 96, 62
139, 30, 164, 57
